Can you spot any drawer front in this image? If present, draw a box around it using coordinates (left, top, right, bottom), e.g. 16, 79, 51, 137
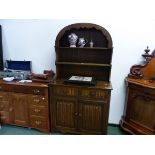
79, 89, 108, 101
0, 84, 10, 92
30, 95, 48, 106
29, 105, 48, 117
29, 116, 49, 130
0, 84, 47, 95
53, 86, 78, 97
10, 85, 46, 95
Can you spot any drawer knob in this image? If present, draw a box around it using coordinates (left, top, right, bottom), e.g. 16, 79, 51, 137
42, 97, 45, 100
33, 89, 40, 94
34, 109, 41, 113
35, 121, 42, 125
34, 99, 41, 103
9, 107, 13, 112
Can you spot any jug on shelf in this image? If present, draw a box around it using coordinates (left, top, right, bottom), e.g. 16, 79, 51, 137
78, 38, 88, 47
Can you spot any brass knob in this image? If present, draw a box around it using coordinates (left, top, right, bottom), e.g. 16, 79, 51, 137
34, 109, 41, 113
35, 121, 41, 125
42, 97, 45, 100
34, 99, 40, 103
33, 89, 40, 94
9, 107, 13, 111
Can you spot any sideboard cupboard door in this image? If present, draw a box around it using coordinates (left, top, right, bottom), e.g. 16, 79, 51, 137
52, 97, 77, 132
78, 100, 105, 134
126, 87, 155, 133
9, 93, 29, 126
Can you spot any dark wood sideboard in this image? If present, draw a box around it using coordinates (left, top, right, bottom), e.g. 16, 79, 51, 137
0, 80, 50, 133
120, 48, 155, 135
49, 23, 113, 134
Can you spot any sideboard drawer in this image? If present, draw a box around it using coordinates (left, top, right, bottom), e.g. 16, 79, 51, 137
79, 88, 108, 101
30, 116, 48, 130
53, 86, 78, 97
29, 105, 48, 117
30, 95, 48, 106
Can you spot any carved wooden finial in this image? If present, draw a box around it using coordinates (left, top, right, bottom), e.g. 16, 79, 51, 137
142, 46, 153, 62
145, 46, 150, 54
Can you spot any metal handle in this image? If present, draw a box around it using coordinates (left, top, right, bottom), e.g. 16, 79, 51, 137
35, 121, 42, 125
34, 109, 41, 113
33, 89, 40, 94
33, 99, 41, 103
9, 107, 13, 111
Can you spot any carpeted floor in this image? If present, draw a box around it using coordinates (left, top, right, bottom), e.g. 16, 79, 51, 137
0, 124, 128, 135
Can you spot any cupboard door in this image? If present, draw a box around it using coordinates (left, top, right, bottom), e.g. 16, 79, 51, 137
0, 92, 10, 123
127, 88, 155, 132
78, 100, 105, 134
52, 97, 77, 132
10, 93, 29, 126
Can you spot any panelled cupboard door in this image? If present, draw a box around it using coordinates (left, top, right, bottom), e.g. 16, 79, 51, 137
10, 93, 29, 126
78, 100, 104, 134
53, 97, 77, 132
127, 88, 155, 132
0, 92, 10, 123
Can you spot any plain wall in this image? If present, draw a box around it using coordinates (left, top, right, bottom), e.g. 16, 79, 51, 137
0, 18, 154, 124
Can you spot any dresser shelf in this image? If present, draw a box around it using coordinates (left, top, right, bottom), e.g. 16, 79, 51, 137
56, 62, 111, 67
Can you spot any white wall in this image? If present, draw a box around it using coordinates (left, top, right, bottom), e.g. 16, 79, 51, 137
0, 4, 154, 124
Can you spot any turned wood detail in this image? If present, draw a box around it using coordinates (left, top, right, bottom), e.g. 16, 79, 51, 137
128, 47, 155, 79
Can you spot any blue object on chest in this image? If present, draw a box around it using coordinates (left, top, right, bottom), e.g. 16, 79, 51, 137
6, 60, 31, 71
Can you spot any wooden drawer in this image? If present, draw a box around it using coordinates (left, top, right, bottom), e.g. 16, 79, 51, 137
79, 88, 108, 101
0, 84, 46, 95
53, 85, 78, 97
29, 116, 48, 130
0, 84, 10, 92
30, 95, 48, 106
10, 85, 46, 95
29, 105, 48, 117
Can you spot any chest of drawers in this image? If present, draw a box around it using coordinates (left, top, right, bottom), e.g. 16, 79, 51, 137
0, 80, 50, 133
